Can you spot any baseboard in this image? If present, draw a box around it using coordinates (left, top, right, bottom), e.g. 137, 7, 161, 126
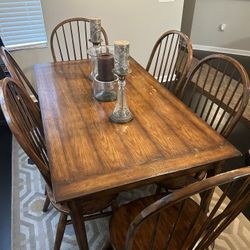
193, 44, 250, 57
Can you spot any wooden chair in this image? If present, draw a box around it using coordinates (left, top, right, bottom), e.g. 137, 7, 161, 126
0, 46, 39, 104
0, 77, 116, 250
180, 54, 250, 137
146, 30, 193, 95
161, 54, 250, 190
110, 167, 250, 250
50, 17, 109, 62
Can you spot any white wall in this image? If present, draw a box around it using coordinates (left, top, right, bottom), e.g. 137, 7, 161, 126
11, 0, 184, 85
190, 0, 250, 51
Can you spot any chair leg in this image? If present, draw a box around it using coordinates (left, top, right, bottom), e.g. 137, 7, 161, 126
54, 213, 67, 250
111, 200, 119, 212
42, 195, 50, 212
202, 165, 223, 214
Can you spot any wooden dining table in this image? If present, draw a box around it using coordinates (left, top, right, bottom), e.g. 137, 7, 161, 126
34, 58, 240, 249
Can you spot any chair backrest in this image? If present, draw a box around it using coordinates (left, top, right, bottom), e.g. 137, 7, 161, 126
125, 167, 250, 250
146, 30, 193, 95
0, 46, 39, 102
179, 54, 250, 138
0, 77, 51, 187
50, 17, 109, 62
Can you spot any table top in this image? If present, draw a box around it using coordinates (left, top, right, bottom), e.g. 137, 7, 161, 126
34, 59, 240, 203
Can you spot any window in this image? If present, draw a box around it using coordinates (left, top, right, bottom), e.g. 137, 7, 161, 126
0, 0, 47, 50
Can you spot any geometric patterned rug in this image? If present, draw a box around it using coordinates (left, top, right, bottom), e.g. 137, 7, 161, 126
12, 138, 250, 250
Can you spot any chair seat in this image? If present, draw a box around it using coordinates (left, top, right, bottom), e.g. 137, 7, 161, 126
110, 194, 207, 250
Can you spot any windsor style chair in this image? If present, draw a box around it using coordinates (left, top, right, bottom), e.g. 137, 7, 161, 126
50, 17, 109, 62
160, 54, 250, 190
146, 30, 193, 95
0, 46, 39, 103
110, 167, 250, 250
0, 77, 116, 250
180, 54, 250, 137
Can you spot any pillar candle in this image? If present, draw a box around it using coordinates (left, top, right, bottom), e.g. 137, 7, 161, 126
97, 53, 115, 82
114, 40, 129, 75
90, 17, 101, 44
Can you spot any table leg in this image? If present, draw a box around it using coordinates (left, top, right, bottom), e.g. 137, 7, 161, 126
68, 200, 89, 250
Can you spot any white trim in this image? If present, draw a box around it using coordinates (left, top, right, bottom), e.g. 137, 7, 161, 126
193, 44, 250, 57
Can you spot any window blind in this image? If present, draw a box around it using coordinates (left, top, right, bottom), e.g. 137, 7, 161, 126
0, 0, 47, 49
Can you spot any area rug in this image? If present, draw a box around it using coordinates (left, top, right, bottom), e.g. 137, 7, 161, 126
12, 138, 250, 250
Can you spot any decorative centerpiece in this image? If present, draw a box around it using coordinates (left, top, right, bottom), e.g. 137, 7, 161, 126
89, 17, 101, 45
92, 46, 118, 101
88, 17, 102, 80
109, 40, 133, 123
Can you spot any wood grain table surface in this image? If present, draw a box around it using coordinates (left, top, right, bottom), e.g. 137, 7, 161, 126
34, 58, 240, 204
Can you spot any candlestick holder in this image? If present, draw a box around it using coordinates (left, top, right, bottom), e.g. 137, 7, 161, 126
110, 40, 133, 123
109, 75, 133, 123
89, 17, 101, 44
88, 18, 102, 81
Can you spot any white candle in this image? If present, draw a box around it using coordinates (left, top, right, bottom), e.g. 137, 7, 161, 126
90, 17, 101, 44
114, 40, 130, 75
